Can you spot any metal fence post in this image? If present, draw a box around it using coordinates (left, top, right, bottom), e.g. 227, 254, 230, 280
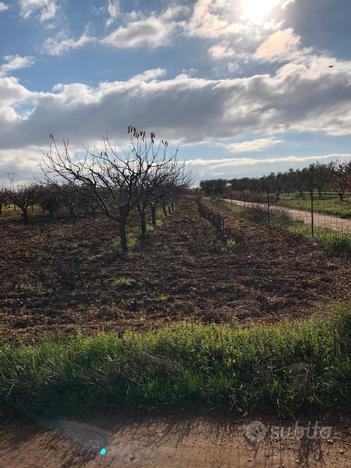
310, 191, 314, 238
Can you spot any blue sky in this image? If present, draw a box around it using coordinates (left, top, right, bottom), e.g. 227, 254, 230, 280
0, 0, 351, 184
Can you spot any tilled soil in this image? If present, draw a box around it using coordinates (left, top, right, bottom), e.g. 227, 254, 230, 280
0, 197, 350, 341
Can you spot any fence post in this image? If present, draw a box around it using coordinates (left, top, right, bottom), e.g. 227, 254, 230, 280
310, 190, 314, 238
267, 191, 271, 231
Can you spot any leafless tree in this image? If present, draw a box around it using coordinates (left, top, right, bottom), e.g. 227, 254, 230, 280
37, 184, 64, 220
0, 188, 8, 216
8, 185, 40, 224
42, 127, 190, 252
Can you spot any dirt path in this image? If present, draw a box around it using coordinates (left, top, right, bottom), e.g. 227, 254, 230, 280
223, 199, 351, 235
1, 410, 351, 467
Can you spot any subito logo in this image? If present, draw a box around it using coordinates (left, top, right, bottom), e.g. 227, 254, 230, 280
245, 421, 268, 443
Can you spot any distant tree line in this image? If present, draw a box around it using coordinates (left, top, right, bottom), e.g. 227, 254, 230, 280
0, 127, 190, 253
200, 161, 351, 202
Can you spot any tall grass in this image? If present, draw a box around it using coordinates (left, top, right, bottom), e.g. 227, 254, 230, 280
1, 307, 351, 417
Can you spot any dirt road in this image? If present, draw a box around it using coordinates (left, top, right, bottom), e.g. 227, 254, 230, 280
1, 410, 351, 467
223, 199, 351, 235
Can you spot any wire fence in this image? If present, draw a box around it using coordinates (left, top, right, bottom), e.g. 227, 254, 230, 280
197, 200, 225, 239
222, 192, 351, 247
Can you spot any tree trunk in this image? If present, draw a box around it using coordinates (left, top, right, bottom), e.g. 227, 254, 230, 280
23, 208, 28, 224
162, 205, 167, 216
151, 206, 157, 227
119, 219, 128, 253
139, 208, 147, 237
119, 206, 128, 253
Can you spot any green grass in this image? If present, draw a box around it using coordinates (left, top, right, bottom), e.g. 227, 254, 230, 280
223, 201, 351, 254
278, 195, 351, 218
1, 307, 351, 418
287, 222, 351, 253
111, 215, 164, 257
111, 235, 139, 257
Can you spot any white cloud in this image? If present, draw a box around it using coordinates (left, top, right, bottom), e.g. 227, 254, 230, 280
0, 55, 35, 75
187, 154, 351, 169
102, 14, 174, 48
227, 138, 283, 153
42, 30, 94, 56
0, 75, 32, 124
186, 0, 295, 39
1, 53, 351, 155
209, 42, 235, 60
186, 0, 235, 39
18, 0, 58, 23
130, 68, 167, 82
0, 2, 8, 13
255, 28, 301, 61
162, 4, 190, 20
106, 0, 119, 27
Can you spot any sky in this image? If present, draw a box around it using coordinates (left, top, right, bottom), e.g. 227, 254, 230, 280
0, 0, 351, 184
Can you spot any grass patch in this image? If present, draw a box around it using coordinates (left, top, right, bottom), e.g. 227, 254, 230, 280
111, 215, 164, 257
287, 223, 351, 254
224, 201, 351, 254
278, 195, 351, 218
111, 235, 139, 257
1, 307, 351, 417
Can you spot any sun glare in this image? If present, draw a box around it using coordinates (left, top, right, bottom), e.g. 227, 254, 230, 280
243, 0, 280, 23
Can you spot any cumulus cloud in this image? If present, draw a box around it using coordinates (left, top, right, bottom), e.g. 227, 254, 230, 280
0, 55, 35, 75
0, 2, 8, 13
1, 52, 351, 154
226, 138, 283, 153
255, 28, 301, 61
42, 30, 94, 56
18, 0, 58, 23
102, 11, 176, 48
0, 75, 32, 123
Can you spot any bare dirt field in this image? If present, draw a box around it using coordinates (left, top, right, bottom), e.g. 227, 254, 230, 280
0, 196, 350, 342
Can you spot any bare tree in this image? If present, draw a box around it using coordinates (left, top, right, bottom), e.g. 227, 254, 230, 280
0, 188, 8, 216
42, 127, 189, 252
37, 184, 64, 220
8, 185, 40, 224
